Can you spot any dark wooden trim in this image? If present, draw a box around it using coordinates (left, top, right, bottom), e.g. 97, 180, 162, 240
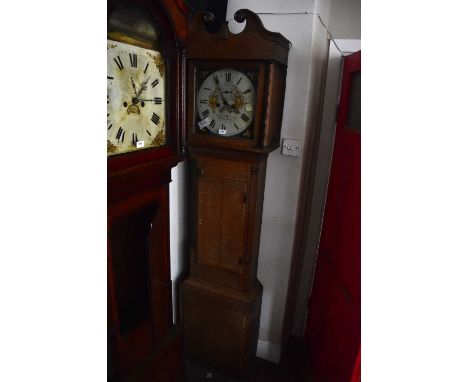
187, 9, 290, 64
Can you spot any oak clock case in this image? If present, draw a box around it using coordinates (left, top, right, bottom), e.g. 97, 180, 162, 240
181, 9, 291, 374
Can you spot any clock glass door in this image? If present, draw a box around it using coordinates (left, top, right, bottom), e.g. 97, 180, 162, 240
110, 206, 156, 335
195, 67, 258, 140
107, 40, 166, 156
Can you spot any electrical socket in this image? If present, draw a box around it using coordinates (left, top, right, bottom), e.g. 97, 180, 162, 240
281, 138, 300, 157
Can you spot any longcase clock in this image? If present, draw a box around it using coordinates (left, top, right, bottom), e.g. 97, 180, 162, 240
180, 10, 290, 373
107, 1, 188, 381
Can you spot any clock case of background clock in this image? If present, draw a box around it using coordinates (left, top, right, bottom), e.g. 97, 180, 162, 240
106, 1, 188, 381
186, 10, 290, 154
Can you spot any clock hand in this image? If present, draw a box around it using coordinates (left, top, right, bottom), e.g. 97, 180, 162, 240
216, 87, 234, 113
219, 89, 229, 106
220, 105, 234, 113
131, 77, 138, 96
138, 98, 163, 105
136, 77, 151, 98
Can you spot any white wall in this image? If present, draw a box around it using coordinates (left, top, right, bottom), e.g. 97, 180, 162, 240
329, 0, 361, 39
169, 161, 187, 324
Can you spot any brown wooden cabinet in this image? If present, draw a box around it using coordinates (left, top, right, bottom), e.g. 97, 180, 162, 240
181, 148, 268, 372
189, 149, 267, 293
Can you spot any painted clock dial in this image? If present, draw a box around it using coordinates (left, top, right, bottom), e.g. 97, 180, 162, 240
107, 40, 166, 156
196, 69, 256, 137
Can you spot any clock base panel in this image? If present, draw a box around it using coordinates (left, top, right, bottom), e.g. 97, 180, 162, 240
180, 277, 262, 374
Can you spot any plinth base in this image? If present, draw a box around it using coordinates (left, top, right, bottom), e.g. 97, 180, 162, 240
180, 277, 262, 374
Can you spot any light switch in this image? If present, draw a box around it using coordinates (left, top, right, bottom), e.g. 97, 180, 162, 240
281, 138, 300, 157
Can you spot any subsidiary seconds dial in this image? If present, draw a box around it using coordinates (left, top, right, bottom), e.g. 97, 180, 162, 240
196, 69, 256, 137
107, 40, 166, 156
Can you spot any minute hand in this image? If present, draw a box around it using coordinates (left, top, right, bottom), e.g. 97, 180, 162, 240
138, 97, 162, 103
136, 77, 150, 98
218, 87, 230, 106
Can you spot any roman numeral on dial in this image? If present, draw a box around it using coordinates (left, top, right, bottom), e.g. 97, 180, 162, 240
151, 113, 160, 125
209, 119, 216, 128
243, 88, 251, 94
144, 61, 149, 74
241, 114, 249, 122
114, 56, 124, 71
213, 75, 219, 85
129, 53, 137, 68
132, 132, 139, 146
225, 72, 231, 82
116, 127, 125, 142
153, 97, 162, 105
202, 110, 210, 118
151, 79, 159, 88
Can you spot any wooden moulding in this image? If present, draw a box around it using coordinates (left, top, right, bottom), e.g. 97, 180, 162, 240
187, 9, 291, 66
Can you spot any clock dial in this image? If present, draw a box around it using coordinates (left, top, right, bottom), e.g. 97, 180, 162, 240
107, 40, 166, 156
196, 69, 256, 137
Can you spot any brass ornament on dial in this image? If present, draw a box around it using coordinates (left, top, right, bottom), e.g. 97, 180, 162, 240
107, 39, 166, 156
196, 68, 256, 137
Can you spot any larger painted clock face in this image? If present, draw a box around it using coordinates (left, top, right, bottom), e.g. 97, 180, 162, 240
196, 69, 256, 137
107, 40, 166, 156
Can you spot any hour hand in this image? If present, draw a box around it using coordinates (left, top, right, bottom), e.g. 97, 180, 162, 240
218, 89, 230, 107
131, 77, 137, 96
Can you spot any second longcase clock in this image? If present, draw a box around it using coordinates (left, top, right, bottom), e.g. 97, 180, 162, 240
181, 9, 290, 373
107, 1, 188, 380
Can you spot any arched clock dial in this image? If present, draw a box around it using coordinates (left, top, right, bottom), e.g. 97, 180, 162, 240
107, 40, 166, 156
196, 69, 256, 137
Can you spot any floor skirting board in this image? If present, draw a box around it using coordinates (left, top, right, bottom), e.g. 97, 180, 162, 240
256, 340, 282, 363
